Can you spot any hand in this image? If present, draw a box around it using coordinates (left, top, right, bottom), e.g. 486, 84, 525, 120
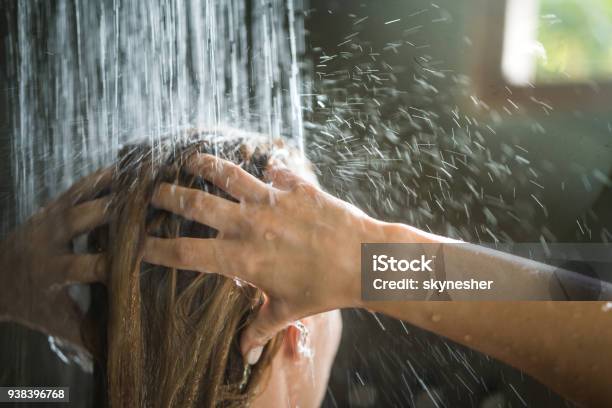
0, 169, 111, 347
143, 154, 398, 361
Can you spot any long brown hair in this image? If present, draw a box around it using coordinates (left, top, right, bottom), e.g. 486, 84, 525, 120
85, 130, 297, 407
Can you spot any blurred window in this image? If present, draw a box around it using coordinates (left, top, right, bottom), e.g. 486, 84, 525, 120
502, 0, 612, 86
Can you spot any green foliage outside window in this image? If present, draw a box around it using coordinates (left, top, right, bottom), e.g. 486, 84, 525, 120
537, 0, 612, 82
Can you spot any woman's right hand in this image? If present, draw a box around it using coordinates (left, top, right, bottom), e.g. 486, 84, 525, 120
143, 154, 412, 363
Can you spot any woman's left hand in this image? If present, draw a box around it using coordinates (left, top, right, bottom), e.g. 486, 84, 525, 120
0, 169, 112, 346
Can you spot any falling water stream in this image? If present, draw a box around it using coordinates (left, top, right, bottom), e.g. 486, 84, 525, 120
9, 0, 305, 222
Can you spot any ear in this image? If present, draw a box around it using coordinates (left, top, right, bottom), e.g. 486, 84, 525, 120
283, 324, 303, 361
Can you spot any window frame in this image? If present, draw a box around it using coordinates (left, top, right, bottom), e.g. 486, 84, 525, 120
467, 0, 612, 113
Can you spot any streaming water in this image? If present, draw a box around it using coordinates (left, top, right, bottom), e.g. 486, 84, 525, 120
8, 0, 305, 222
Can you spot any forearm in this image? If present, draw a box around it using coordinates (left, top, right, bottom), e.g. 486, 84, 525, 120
360, 222, 612, 406
365, 300, 611, 407
373, 223, 610, 301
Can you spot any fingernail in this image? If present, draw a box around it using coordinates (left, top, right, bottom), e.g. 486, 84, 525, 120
247, 346, 263, 365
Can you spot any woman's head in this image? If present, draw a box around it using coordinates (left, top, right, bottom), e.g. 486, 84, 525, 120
86, 129, 341, 407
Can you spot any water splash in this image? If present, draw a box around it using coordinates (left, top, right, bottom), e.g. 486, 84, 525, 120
303, 9, 560, 244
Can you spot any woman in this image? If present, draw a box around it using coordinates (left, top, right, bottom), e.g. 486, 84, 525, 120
0, 129, 342, 407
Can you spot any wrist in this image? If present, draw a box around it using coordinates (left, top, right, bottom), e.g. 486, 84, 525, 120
373, 220, 430, 244
348, 218, 424, 308
350, 219, 454, 308
380, 221, 459, 244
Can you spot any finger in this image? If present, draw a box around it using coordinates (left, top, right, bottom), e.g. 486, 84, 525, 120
264, 165, 310, 190
55, 167, 113, 208
186, 154, 272, 202
152, 183, 241, 234
60, 196, 112, 240
143, 237, 247, 277
240, 301, 290, 365
55, 254, 108, 285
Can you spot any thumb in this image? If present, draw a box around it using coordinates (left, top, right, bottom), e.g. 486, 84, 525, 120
241, 301, 289, 365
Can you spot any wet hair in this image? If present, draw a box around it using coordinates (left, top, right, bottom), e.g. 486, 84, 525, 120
84, 129, 305, 407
